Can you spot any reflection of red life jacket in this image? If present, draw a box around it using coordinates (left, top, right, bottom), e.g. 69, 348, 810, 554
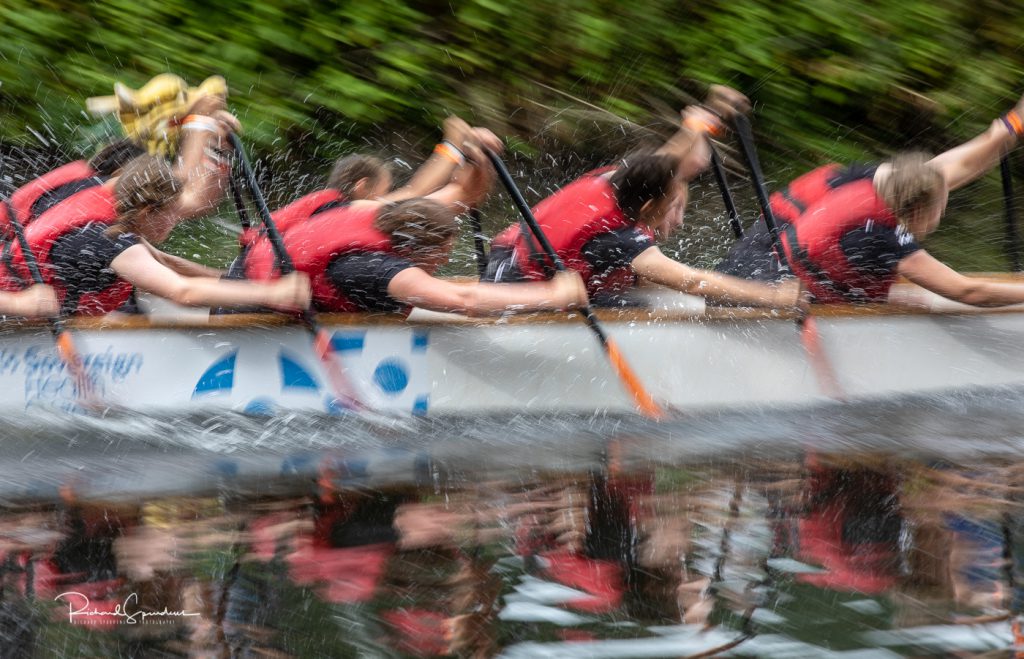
491, 170, 653, 297
3, 186, 132, 315
797, 466, 901, 594
238, 188, 345, 249
0, 161, 103, 240
774, 165, 897, 303
245, 204, 398, 312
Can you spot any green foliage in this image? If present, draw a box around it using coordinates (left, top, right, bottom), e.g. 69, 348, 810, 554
1, 0, 1023, 269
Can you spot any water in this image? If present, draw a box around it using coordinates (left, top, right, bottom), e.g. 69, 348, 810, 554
0, 390, 1022, 657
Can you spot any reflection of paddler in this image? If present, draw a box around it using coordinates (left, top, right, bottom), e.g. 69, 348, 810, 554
796, 461, 902, 594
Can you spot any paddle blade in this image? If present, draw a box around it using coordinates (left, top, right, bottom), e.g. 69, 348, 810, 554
313, 328, 366, 412
604, 339, 665, 420
798, 316, 844, 400
55, 330, 96, 405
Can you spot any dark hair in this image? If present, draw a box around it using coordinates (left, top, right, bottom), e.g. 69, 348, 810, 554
88, 139, 146, 177
608, 152, 678, 219
327, 154, 390, 199
374, 199, 457, 254
112, 155, 181, 227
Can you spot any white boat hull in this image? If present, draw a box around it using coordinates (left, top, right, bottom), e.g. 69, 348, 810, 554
0, 301, 1022, 416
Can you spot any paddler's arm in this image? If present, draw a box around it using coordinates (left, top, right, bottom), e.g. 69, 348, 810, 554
928, 94, 1023, 191
110, 244, 310, 311
423, 141, 496, 212
897, 249, 1024, 307
172, 96, 239, 220
657, 86, 749, 178
386, 268, 587, 316
139, 239, 224, 279
379, 118, 501, 202
0, 284, 58, 318
631, 246, 803, 309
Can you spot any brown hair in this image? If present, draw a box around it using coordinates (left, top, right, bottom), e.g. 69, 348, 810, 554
608, 151, 678, 220
374, 199, 458, 254
112, 155, 181, 229
327, 154, 390, 199
877, 152, 944, 230
88, 139, 146, 177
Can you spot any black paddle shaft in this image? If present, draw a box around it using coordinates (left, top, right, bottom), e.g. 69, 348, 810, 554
732, 115, 790, 272
708, 142, 744, 239
469, 208, 487, 279
228, 133, 295, 275
484, 148, 610, 346
1001, 155, 1021, 272
5, 203, 44, 285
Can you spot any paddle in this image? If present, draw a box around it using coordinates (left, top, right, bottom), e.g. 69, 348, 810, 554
731, 115, 844, 400
227, 133, 365, 412
1000, 155, 1021, 272
4, 201, 97, 407
483, 148, 665, 420
708, 141, 744, 239
469, 208, 487, 279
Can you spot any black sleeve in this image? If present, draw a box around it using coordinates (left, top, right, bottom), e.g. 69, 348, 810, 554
581, 227, 654, 272
49, 224, 140, 290
325, 252, 416, 312
839, 222, 921, 277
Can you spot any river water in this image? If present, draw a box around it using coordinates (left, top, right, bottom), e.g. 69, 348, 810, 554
0, 388, 1022, 657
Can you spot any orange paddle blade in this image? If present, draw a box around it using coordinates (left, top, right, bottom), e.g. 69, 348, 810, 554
799, 316, 844, 400
605, 339, 664, 420
313, 328, 366, 412
55, 330, 95, 402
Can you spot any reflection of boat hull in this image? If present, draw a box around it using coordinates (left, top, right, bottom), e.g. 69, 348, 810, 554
2, 296, 1024, 416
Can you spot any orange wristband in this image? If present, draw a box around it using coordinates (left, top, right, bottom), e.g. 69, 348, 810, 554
683, 115, 722, 137
434, 141, 465, 165
1003, 110, 1024, 139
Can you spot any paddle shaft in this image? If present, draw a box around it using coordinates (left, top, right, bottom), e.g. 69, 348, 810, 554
708, 142, 744, 239
1001, 155, 1021, 272
229, 174, 252, 232
469, 208, 487, 279
733, 114, 789, 272
5, 200, 95, 402
483, 149, 609, 344
227, 133, 365, 411
484, 148, 663, 419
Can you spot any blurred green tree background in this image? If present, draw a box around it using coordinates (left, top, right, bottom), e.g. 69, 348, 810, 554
1, 0, 1022, 271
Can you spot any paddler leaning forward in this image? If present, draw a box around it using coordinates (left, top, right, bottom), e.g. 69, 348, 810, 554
0, 114, 311, 317
241, 137, 588, 316
717, 93, 1024, 308
482, 85, 803, 311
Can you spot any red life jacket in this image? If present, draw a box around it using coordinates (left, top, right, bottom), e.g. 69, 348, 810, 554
779, 173, 899, 303
245, 204, 399, 312
0, 161, 104, 240
238, 189, 346, 249
2, 186, 133, 316
491, 170, 652, 297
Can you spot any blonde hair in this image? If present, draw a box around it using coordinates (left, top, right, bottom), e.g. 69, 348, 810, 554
112, 155, 181, 230
877, 152, 944, 231
375, 199, 457, 254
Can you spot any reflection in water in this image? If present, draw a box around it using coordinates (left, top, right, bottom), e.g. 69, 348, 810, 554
0, 439, 1022, 656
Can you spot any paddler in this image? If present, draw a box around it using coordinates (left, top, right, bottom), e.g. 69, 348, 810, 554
4, 152, 310, 317
717, 94, 1024, 308
229, 117, 500, 277
242, 138, 588, 315
482, 85, 803, 310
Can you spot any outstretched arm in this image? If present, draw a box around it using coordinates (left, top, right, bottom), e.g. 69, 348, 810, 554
928, 95, 1023, 191
387, 267, 586, 316
0, 285, 58, 318
897, 249, 1024, 307
631, 246, 802, 309
111, 244, 309, 311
